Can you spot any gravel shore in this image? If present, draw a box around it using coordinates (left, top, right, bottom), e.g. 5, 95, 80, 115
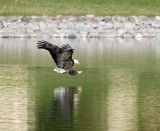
0, 15, 160, 38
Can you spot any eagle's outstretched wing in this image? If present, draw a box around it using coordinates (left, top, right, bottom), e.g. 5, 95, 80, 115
36, 41, 74, 70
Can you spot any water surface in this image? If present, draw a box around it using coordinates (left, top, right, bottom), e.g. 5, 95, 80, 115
0, 38, 160, 131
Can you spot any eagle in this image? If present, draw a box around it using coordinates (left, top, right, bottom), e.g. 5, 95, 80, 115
36, 40, 82, 75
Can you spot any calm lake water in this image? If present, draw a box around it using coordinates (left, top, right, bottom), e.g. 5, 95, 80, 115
0, 38, 160, 131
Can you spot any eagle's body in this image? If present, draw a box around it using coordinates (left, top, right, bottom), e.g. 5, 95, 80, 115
36, 40, 82, 75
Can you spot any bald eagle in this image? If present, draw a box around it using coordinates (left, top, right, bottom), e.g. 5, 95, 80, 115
36, 40, 82, 75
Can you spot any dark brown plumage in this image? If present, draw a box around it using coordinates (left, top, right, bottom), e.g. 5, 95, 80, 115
36, 40, 82, 75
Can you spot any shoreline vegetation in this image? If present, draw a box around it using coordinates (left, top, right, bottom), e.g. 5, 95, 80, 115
0, 0, 160, 16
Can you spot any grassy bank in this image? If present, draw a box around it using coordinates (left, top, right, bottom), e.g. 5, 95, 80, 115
0, 0, 159, 16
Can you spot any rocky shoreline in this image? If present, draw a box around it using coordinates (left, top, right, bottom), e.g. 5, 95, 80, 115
0, 15, 160, 38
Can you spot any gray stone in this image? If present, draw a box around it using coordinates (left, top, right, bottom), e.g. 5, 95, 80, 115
124, 22, 135, 29
41, 33, 51, 38
114, 22, 124, 29
104, 16, 112, 22
155, 16, 160, 21
155, 32, 160, 37
68, 16, 77, 21
0, 16, 6, 21
151, 22, 160, 28
0, 16, 159, 38
95, 16, 104, 21
80, 31, 89, 37
99, 21, 106, 25
2, 21, 7, 27
132, 33, 143, 38
106, 33, 118, 38
86, 15, 95, 18
39, 22, 46, 30
0, 29, 6, 33
112, 16, 123, 22
74, 22, 85, 29
91, 22, 98, 29
122, 33, 134, 38
0, 33, 9, 38
128, 16, 137, 22
57, 22, 70, 30
66, 33, 77, 38
8, 33, 15, 37
14, 33, 26, 38
88, 32, 97, 38
21, 16, 30, 23
83, 24, 92, 30
0, 22, 3, 28
47, 22, 57, 29
52, 33, 60, 38
117, 29, 127, 35
143, 32, 156, 37
105, 22, 114, 29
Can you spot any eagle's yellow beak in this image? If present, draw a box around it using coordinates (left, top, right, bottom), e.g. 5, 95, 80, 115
77, 71, 83, 74
77, 61, 80, 65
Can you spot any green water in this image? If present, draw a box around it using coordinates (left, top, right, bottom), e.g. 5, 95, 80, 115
0, 38, 160, 131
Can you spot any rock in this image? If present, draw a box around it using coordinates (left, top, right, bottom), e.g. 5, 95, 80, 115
52, 33, 60, 38
132, 33, 143, 38
14, 33, 26, 38
83, 24, 92, 30
143, 32, 156, 37
117, 29, 127, 34
104, 16, 112, 22
0, 29, 6, 33
155, 32, 160, 37
0, 22, 3, 28
41, 33, 51, 38
80, 31, 89, 37
59, 32, 66, 38
106, 33, 119, 38
88, 32, 97, 38
151, 22, 160, 28
2, 21, 7, 27
0, 33, 9, 38
155, 16, 160, 21
114, 22, 124, 29
75, 22, 85, 29
86, 15, 95, 18
128, 16, 137, 22
112, 16, 123, 22
124, 22, 135, 29
8, 33, 15, 37
29, 22, 39, 30
39, 21, 46, 30
122, 32, 134, 38
95, 16, 104, 21
91, 22, 98, 29
66, 33, 77, 38
57, 22, 69, 30
0, 16, 159, 38
68, 16, 77, 21
30, 33, 39, 37
6, 16, 19, 22
0, 16, 6, 21
105, 22, 114, 29
47, 22, 57, 29
21, 16, 30, 23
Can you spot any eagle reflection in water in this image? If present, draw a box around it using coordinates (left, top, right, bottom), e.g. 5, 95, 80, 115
53, 86, 82, 123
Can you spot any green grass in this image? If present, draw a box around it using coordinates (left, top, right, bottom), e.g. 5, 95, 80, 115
0, 0, 159, 16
